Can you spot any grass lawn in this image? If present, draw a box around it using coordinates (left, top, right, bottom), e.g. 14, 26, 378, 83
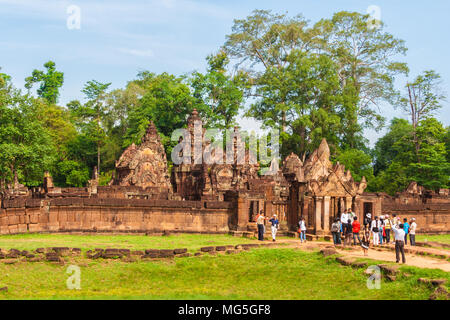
0, 233, 260, 252
416, 234, 450, 244
0, 234, 448, 300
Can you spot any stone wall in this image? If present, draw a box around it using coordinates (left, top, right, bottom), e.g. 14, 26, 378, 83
382, 202, 450, 234
0, 198, 235, 235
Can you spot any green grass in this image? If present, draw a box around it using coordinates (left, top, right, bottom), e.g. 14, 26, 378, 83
0, 233, 259, 252
416, 234, 450, 245
1, 248, 447, 300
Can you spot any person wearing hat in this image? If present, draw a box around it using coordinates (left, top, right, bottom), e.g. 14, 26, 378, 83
409, 218, 417, 246
268, 214, 280, 242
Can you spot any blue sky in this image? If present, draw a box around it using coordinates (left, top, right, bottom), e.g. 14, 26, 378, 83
0, 0, 449, 145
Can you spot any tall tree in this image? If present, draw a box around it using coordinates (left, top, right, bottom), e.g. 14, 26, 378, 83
398, 70, 446, 157
190, 51, 246, 129
24, 61, 64, 104
68, 80, 111, 174
315, 11, 409, 147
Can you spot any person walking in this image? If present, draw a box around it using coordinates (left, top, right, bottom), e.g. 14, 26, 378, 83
331, 218, 341, 245
298, 217, 307, 243
371, 216, 380, 246
403, 218, 410, 245
352, 216, 361, 245
392, 223, 406, 263
384, 214, 392, 244
344, 219, 353, 247
269, 214, 279, 242
409, 218, 417, 246
256, 211, 267, 241
361, 225, 371, 256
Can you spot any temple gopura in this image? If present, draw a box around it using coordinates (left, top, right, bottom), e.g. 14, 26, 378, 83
1, 110, 449, 236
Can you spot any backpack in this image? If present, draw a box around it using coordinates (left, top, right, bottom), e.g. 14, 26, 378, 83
331, 222, 339, 233
372, 220, 379, 233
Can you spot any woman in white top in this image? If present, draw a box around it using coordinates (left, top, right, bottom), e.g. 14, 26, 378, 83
371, 217, 381, 246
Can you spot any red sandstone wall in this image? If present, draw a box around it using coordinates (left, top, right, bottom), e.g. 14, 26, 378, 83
0, 198, 236, 235
382, 202, 450, 234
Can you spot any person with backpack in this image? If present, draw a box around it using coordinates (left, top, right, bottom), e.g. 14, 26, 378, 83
344, 219, 353, 247
298, 217, 307, 243
364, 213, 372, 229
331, 218, 341, 245
352, 216, 361, 245
371, 216, 380, 246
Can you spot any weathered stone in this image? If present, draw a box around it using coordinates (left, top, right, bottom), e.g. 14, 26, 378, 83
418, 278, 448, 286
2, 259, 17, 264
335, 256, 354, 266
429, 286, 450, 300
200, 246, 215, 252
385, 275, 396, 282
215, 246, 227, 252
0, 287, 8, 292
174, 248, 188, 255
132, 250, 145, 256
378, 264, 399, 276
320, 248, 338, 257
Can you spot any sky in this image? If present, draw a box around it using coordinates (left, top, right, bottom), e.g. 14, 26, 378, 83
0, 0, 449, 146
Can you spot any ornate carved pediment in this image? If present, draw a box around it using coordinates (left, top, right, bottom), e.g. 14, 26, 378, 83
112, 121, 172, 191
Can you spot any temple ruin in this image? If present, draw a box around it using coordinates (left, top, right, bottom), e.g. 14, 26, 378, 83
1, 110, 449, 236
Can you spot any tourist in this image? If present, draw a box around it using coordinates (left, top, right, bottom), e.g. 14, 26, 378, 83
392, 223, 406, 263
352, 216, 361, 245
344, 219, 353, 247
340, 211, 349, 235
403, 218, 410, 245
364, 213, 372, 229
371, 216, 380, 246
256, 211, 267, 241
299, 217, 307, 243
331, 218, 341, 245
392, 214, 399, 227
347, 208, 356, 221
268, 214, 279, 242
379, 216, 384, 245
409, 218, 417, 246
361, 225, 371, 256
384, 214, 392, 244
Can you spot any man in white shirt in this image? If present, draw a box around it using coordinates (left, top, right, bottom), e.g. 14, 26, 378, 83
340, 211, 349, 234
370, 216, 380, 246
392, 223, 406, 263
409, 218, 417, 246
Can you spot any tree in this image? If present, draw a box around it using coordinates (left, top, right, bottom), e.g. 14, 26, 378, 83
334, 149, 374, 183
189, 51, 246, 129
123, 72, 196, 157
223, 10, 316, 133
0, 82, 55, 187
69, 80, 111, 174
372, 118, 413, 175
24, 61, 64, 104
315, 11, 409, 147
398, 70, 446, 157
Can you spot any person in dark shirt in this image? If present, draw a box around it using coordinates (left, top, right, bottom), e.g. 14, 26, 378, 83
344, 219, 353, 247
268, 214, 279, 242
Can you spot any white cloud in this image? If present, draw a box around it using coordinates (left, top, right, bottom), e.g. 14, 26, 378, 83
118, 48, 154, 58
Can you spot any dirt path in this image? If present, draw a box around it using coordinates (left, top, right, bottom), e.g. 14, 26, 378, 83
273, 239, 450, 272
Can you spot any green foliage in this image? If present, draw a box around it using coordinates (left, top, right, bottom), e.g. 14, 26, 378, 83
189, 51, 246, 129
334, 149, 374, 183
53, 160, 90, 187
24, 61, 64, 104
0, 87, 55, 186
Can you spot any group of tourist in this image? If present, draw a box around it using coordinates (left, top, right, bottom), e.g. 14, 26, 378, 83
331, 210, 418, 264
255, 210, 280, 242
